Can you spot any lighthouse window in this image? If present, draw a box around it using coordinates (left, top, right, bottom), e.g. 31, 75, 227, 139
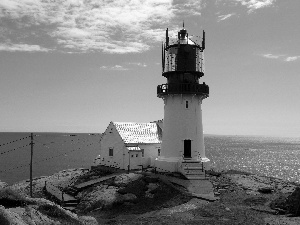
109, 148, 113, 156
185, 101, 189, 109
141, 149, 144, 157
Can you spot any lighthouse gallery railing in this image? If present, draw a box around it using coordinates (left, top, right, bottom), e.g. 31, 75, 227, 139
157, 83, 209, 96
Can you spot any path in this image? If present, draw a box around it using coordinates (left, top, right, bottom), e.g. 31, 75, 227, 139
156, 174, 218, 201
45, 182, 77, 204
74, 173, 121, 190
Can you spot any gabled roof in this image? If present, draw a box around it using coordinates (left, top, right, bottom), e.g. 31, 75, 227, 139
113, 122, 161, 144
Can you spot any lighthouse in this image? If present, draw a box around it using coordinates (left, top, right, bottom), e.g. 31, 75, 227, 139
155, 25, 210, 179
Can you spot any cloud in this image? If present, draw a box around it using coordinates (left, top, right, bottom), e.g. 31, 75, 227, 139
127, 62, 147, 67
261, 53, 300, 62
0, 43, 50, 52
262, 53, 281, 59
0, 0, 204, 53
218, 13, 235, 22
285, 56, 300, 62
234, 0, 276, 13
100, 65, 128, 71
99, 62, 148, 71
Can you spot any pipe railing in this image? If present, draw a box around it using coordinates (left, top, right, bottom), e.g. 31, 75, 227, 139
157, 83, 209, 96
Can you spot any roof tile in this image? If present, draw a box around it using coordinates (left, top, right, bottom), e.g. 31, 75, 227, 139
114, 122, 161, 144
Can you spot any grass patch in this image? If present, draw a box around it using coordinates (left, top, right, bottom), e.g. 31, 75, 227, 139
0, 188, 27, 207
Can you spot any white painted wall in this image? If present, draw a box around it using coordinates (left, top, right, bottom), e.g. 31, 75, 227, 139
161, 94, 206, 160
138, 143, 161, 167
99, 122, 128, 169
97, 122, 162, 170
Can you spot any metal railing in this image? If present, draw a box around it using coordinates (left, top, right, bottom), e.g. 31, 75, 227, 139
157, 83, 209, 96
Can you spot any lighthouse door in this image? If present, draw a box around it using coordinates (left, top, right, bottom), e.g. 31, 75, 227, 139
184, 140, 192, 158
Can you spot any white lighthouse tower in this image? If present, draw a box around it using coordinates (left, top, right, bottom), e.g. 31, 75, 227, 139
155, 26, 210, 179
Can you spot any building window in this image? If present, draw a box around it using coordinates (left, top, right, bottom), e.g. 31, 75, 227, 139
158, 149, 161, 156
185, 100, 189, 109
131, 154, 134, 158
109, 148, 113, 156
136, 154, 138, 157
141, 149, 144, 157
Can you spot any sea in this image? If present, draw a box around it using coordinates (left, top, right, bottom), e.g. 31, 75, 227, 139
1, 133, 300, 185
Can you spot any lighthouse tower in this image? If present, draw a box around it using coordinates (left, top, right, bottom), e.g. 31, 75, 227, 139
155, 26, 210, 179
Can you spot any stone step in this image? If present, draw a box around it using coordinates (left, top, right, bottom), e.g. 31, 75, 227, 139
64, 202, 78, 207
183, 167, 203, 170
63, 206, 77, 212
184, 172, 205, 176
185, 175, 207, 180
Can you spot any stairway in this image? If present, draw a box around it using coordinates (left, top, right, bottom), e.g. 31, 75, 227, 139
181, 160, 207, 180
62, 199, 79, 212
64, 186, 79, 196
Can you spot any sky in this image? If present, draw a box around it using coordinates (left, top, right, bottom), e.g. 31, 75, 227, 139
0, 0, 299, 137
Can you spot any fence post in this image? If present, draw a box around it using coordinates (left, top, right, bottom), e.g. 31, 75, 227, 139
62, 191, 64, 205
30, 133, 34, 197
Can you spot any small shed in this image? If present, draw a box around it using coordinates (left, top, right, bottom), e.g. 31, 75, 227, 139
95, 121, 162, 170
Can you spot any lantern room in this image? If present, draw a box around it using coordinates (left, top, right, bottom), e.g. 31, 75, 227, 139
162, 28, 205, 78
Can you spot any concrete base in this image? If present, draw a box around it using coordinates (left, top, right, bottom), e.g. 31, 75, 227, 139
154, 157, 181, 173
201, 157, 211, 171
155, 156, 211, 173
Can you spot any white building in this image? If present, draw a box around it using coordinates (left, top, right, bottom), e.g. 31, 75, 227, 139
95, 27, 210, 180
94, 121, 162, 170
154, 27, 210, 179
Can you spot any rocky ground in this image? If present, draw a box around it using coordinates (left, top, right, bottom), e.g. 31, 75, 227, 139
1, 168, 300, 224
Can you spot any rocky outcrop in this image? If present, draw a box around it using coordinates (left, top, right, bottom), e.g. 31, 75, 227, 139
0, 181, 8, 189
225, 174, 296, 195
0, 189, 97, 225
77, 185, 121, 212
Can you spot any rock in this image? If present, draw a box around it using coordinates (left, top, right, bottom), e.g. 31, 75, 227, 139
147, 183, 160, 194
227, 174, 274, 192
280, 185, 296, 194
145, 192, 154, 198
22, 206, 59, 225
143, 176, 159, 183
78, 216, 99, 225
114, 173, 143, 186
269, 195, 288, 211
107, 186, 115, 189
218, 184, 230, 189
0, 205, 27, 225
0, 181, 8, 189
286, 187, 300, 216
206, 170, 222, 177
121, 193, 137, 202
244, 196, 268, 206
123, 202, 135, 206
246, 191, 259, 195
117, 179, 147, 197
0, 188, 27, 208
258, 186, 273, 194
77, 186, 120, 212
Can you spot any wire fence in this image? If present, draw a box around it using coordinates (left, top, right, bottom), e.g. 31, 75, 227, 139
0, 133, 100, 176
0, 136, 31, 148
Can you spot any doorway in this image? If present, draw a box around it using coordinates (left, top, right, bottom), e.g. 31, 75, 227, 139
184, 139, 191, 158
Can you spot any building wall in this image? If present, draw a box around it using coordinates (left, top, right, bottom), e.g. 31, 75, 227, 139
138, 143, 161, 167
98, 122, 162, 170
99, 122, 128, 169
161, 94, 206, 160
